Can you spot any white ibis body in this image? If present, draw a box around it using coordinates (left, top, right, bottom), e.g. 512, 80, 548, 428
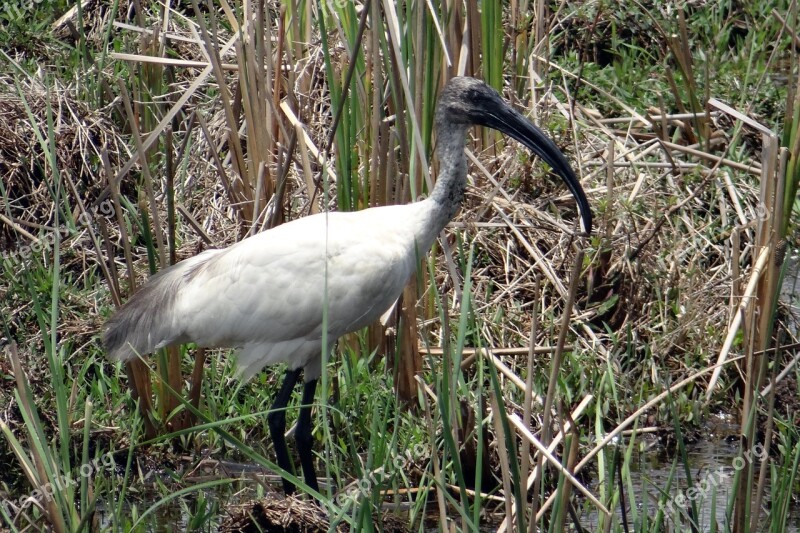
103, 76, 592, 495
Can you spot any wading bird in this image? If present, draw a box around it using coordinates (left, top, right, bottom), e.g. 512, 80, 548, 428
104, 76, 592, 496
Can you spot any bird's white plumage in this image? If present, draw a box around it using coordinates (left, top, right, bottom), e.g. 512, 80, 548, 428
151, 200, 437, 381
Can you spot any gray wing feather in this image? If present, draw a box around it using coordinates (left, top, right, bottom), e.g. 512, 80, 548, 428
103, 250, 221, 360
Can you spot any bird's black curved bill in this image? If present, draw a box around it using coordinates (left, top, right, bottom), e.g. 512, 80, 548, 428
480, 106, 592, 235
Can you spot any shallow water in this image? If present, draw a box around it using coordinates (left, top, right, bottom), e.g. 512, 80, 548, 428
574, 255, 800, 531
579, 413, 799, 531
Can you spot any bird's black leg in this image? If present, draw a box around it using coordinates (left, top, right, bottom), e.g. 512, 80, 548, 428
295, 377, 319, 494
268, 368, 302, 495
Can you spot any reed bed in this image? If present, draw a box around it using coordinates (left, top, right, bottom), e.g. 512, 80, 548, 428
1, 0, 798, 531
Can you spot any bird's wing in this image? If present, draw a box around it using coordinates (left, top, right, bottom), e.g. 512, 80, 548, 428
105, 203, 431, 378
175, 206, 420, 350
103, 248, 225, 360
174, 218, 333, 347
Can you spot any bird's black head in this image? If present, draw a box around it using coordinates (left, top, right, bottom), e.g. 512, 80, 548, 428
436, 76, 592, 235
435, 77, 506, 126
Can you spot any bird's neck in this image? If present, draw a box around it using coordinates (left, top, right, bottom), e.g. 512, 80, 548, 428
428, 122, 469, 233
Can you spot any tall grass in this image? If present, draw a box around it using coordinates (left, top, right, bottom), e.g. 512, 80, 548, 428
1, 0, 799, 531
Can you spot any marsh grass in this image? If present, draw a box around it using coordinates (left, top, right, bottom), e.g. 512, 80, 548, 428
1, 0, 799, 531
